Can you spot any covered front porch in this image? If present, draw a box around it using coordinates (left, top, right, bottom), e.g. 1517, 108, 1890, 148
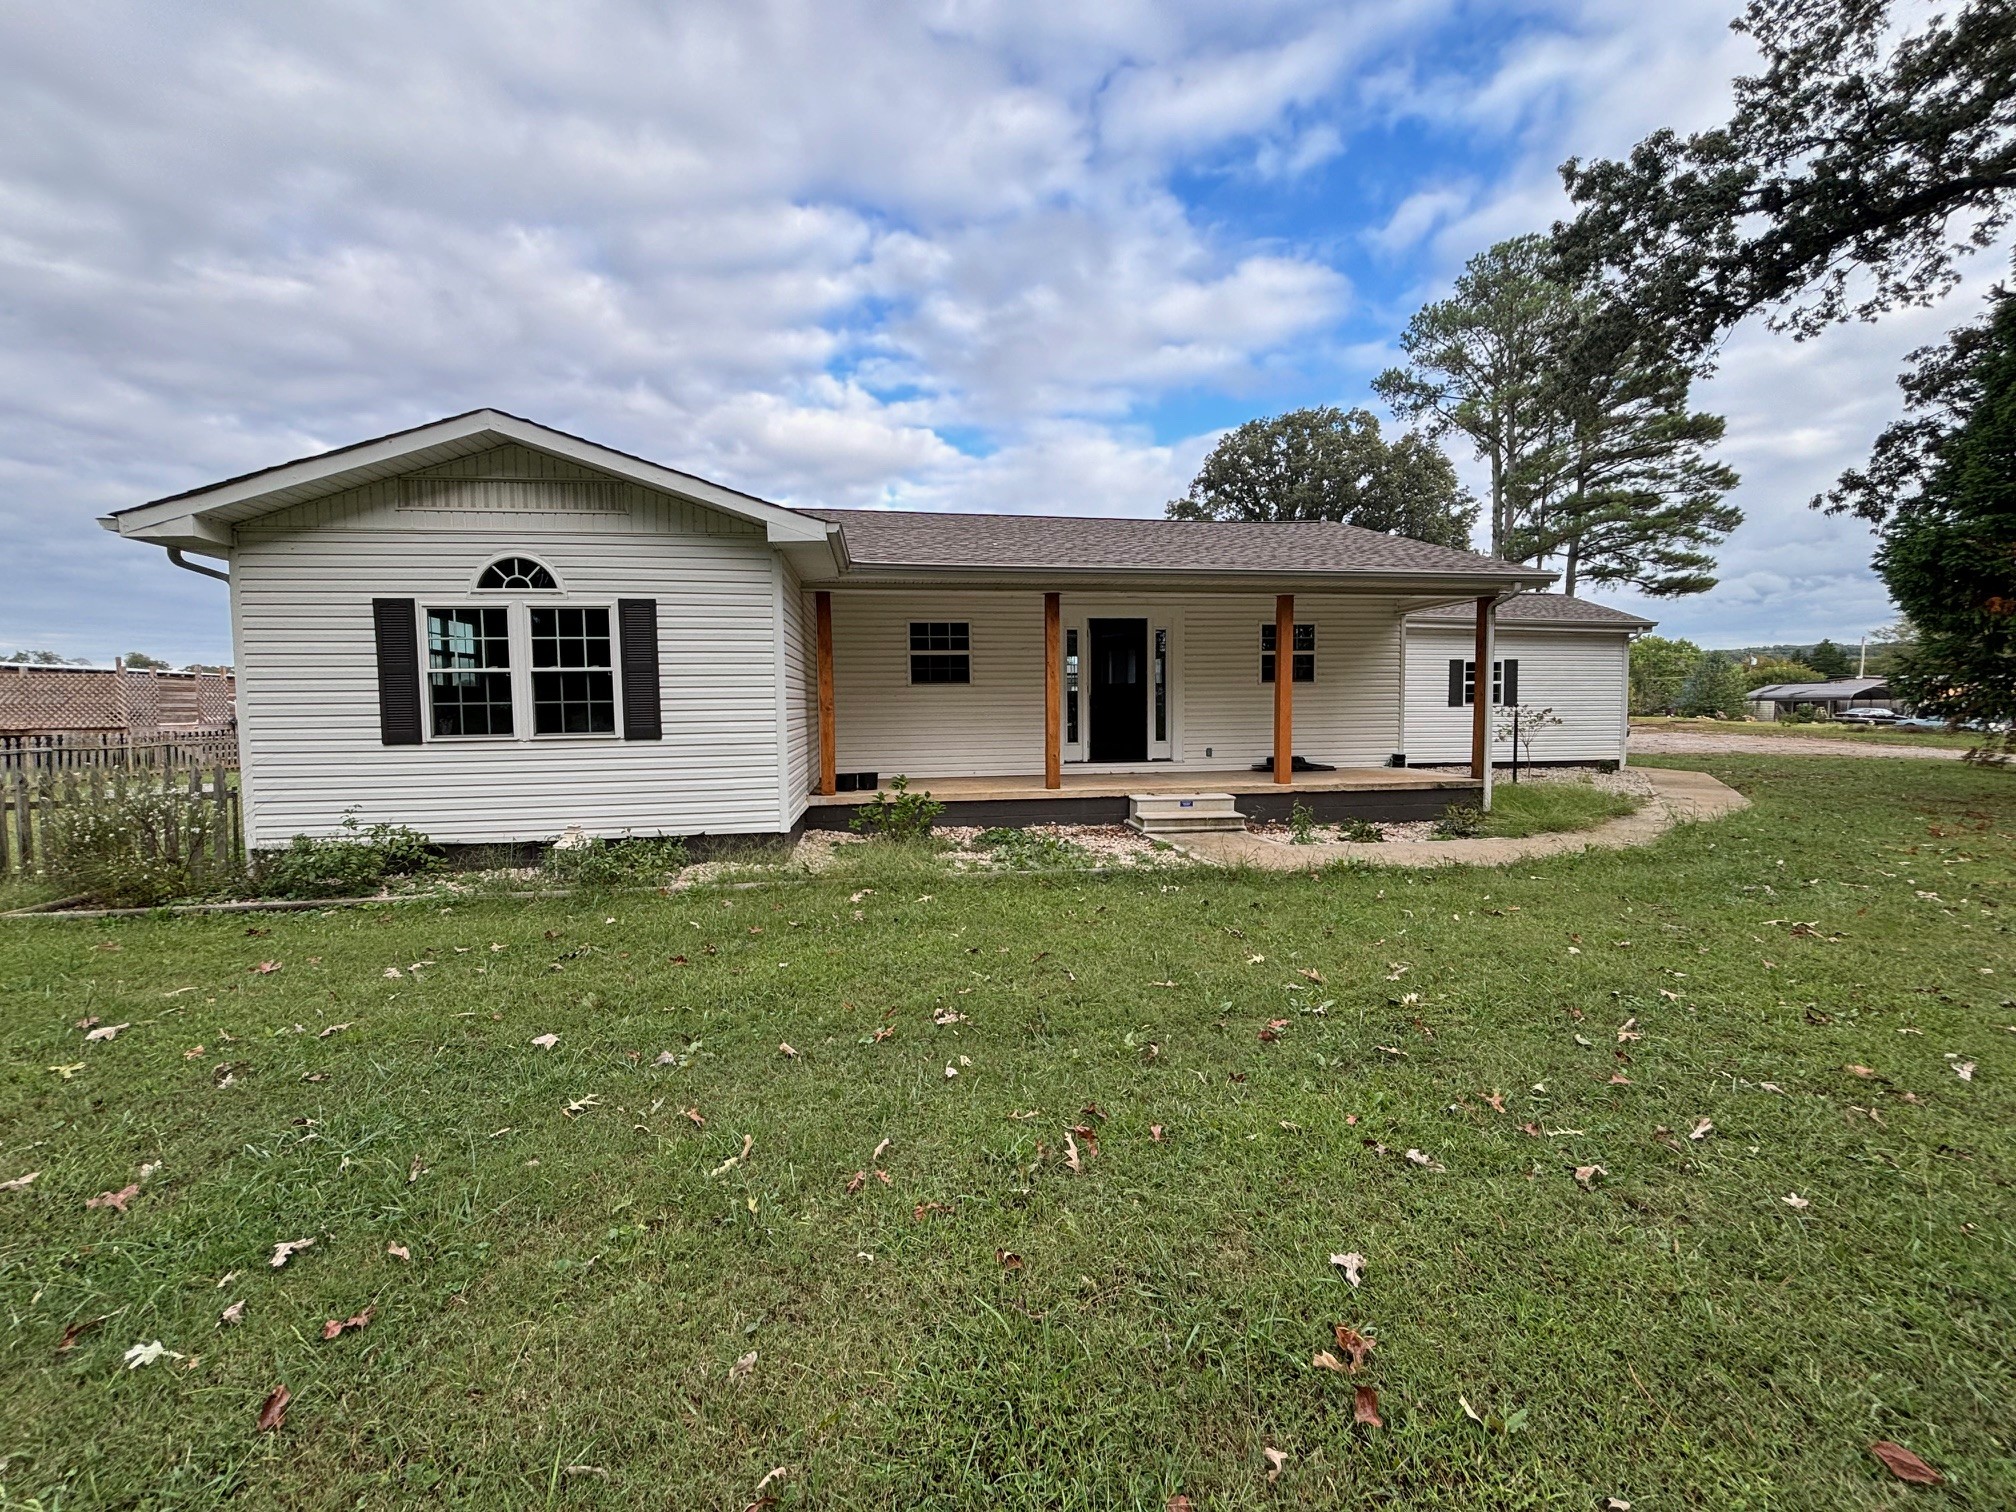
802, 580, 1508, 828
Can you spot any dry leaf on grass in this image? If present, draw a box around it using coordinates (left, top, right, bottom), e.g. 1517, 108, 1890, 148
57, 1317, 101, 1352
1330, 1252, 1366, 1287
1166, 1497, 1195, 1512
219, 1300, 245, 1327
87, 1183, 141, 1213
407, 1157, 427, 1185
1063, 1130, 1084, 1174
320, 1305, 373, 1340
529, 1034, 559, 1050
681, 1106, 705, 1126
123, 1340, 182, 1369
845, 1170, 867, 1195
728, 1350, 758, 1383
269, 1237, 316, 1268
1331, 1324, 1376, 1371
386, 1243, 411, 1261
1149, 1124, 1167, 1142
710, 1134, 754, 1177
997, 1250, 1024, 1270
316, 1022, 352, 1039
1262, 1447, 1288, 1483
1869, 1440, 1942, 1485
1353, 1385, 1383, 1427
1259, 1019, 1290, 1042
1782, 1193, 1810, 1209
1846, 1064, 1876, 1079
871, 1138, 891, 1163
252, 960, 282, 975
3, 1170, 41, 1192
256, 1384, 291, 1433
1404, 1148, 1445, 1171
1574, 1165, 1607, 1189
778, 1042, 798, 1058
1483, 1090, 1507, 1113
85, 1023, 130, 1042
1688, 1117, 1714, 1141
1952, 1060, 1975, 1081
1298, 968, 1324, 984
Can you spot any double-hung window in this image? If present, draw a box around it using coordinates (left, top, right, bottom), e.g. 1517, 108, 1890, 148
1449, 658, 1519, 706
1259, 622, 1315, 683
427, 608, 515, 736
909, 621, 971, 684
423, 557, 620, 740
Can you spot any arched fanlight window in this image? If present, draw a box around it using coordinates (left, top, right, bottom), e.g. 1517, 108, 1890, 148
477, 556, 557, 590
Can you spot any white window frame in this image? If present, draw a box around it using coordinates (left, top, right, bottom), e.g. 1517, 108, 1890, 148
419, 598, 624, 743
1259, 621, 1317, 685
906, 620, 973, 686
1460, 659, 1509, 706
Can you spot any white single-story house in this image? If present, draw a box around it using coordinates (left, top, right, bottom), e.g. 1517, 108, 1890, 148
1746, 677, 1895, 720
104, 409, 1647, 848
1402, 594, 1652, 767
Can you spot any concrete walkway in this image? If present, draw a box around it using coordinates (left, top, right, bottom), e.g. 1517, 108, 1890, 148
1176, 768, 1748, 871
1629, 728, 1966, 761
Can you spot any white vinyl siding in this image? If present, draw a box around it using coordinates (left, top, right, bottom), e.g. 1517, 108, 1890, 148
820, 590, 1411, 779
1403, 626, 1630, 764
230, 450, 784, 847
779, 564, 814, 825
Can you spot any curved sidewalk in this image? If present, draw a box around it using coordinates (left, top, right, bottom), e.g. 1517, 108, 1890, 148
1176, 768, 1747, 870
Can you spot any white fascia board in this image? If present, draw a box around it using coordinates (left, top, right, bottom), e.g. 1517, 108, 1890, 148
110, 409, 830, 545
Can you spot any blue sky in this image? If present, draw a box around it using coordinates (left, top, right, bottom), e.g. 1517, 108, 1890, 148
4, 0, 2005, 665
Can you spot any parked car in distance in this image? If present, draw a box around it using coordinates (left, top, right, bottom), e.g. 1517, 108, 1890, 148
1836, 707, 1901, 724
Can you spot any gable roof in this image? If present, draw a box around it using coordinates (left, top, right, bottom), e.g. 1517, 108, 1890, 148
1748, 677, 1890, 700
102, 409, 835, 551
1408, 592, 1654, 630
797, 508, 1549, 584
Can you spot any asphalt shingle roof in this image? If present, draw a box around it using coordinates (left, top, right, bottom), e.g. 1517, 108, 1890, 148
801, 508, 1544, 579
1408, 592, 1654, 629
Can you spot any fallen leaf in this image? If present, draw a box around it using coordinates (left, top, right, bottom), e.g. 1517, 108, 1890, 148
76, 1015, 101, 1029
1688, 1117, 1714, 1142
219, 1300, 246, 1327
682, 1106, 705, 1126
184, 1045, 205, 1059
530, 1033, 559, 1050
256, 1384, 291, 1433
1167, 1498, 1195, 1512
1330, 1252, 1366, 1287
316, 1022, 352, 1039
778, 1042, 798, 1058
48, 1063, 86, 1079
875, 1169, 891, 1185
1311, 1350, 1347, 1372
1869, 1440, 1942, 1485
1484, 1090, 1507, 1113
386, 1243, 411, 1261
87, 1183, 141, 1214
1404, 1148, 1445, 1171
871, 1137, 892, 1163
1298, 968, 1324, 984
1461, 1394, 1484, 1424
1574, 1164, 1607, 1189
1332, 1324, 1376, 1371
752, 1466, 789, 1498
1262, 1446, 1288, 1483
1149, 1124, 1167, 1142
407, 1157, 427, 1185
1952, 1060, 1975, 1081
1782, 1193, 1810, 1209
710, 1133, 755, 1177
57, 1316, 101, 1351
1063, 1130, 1084, 1174
1846, 1064, 1876, 1079
252, 960, 281, 975
320, 1305, 374, 1340
996, 1250, 1024, 1270
2, 1170, 40, 1192
729, 1350, 758, 1382
269, 1237, 316, 1268
85, 1023, 130, 1042
845, 1170, 867, 1195
123, 1340, 182, 1369
1353, 1385, 1383, 1427
912, 1201, 950, 1221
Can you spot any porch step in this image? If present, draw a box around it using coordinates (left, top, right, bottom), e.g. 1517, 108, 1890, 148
1126, 792, 1248, 835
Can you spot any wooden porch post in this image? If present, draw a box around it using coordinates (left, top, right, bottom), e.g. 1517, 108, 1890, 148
1470, 595, 1494, 807
815, 590, 836, 796
1273, 593, 1294, 784
1043, 592, 1062, 789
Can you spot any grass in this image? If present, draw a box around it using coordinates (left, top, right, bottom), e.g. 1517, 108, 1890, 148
1475, 778, 1640, 839
1633, 715, 1981, 751
2, 754, 2012, 1509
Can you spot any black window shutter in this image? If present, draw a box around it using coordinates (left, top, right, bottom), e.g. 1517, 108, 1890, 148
1501, 658, 1520, 706
1447, 659, 1465, 707
617, 598, 662, 740
372, 598, 422, 745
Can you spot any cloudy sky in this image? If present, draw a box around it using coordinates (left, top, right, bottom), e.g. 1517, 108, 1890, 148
3, 0, 2005, 665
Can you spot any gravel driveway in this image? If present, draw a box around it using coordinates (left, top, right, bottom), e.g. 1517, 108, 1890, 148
1629, 728, 1967, 761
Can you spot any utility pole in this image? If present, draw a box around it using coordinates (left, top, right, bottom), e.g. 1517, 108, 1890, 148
1858, 636, 1867, 677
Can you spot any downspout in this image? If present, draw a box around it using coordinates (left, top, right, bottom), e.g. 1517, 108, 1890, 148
167, 547, 229, 583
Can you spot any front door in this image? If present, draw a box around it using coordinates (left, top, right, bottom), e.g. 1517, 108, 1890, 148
1087, 617, 1148, 762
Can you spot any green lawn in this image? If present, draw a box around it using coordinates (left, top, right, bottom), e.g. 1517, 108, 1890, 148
2, 755, 2012, 1510
1475, 777, 1639, 838
1632, 714, 1982, 750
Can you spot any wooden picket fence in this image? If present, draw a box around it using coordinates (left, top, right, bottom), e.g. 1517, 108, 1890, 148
0, 730, 239, 774
1, 766, 242, 880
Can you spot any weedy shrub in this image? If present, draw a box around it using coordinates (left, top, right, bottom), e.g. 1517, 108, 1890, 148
1433, 805, 1484, 839
254, 811, 437, 899
542, 834, 690, 890
849, 775, 945, 842
976, 826, 1091, 869
1336, 818, 1384, 843
44, 782, 241, 907
1287, 800, 1318, 845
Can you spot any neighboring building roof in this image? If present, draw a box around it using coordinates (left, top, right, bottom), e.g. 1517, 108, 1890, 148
1748, 678, 1891, 701
798, 508, 1547, 582
1407, 592, 1655, 630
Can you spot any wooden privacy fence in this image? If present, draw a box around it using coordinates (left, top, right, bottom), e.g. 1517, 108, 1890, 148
0, 730, 239, 773
1, 767, 242, 879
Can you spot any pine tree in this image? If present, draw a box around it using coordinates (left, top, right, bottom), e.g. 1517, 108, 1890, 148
1806, 639, 1853, 678
1678, 652, 1750, 718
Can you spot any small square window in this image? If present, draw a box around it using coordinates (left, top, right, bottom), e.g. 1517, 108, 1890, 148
909, 621, 971, 684
1260, 622, 1315, 683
